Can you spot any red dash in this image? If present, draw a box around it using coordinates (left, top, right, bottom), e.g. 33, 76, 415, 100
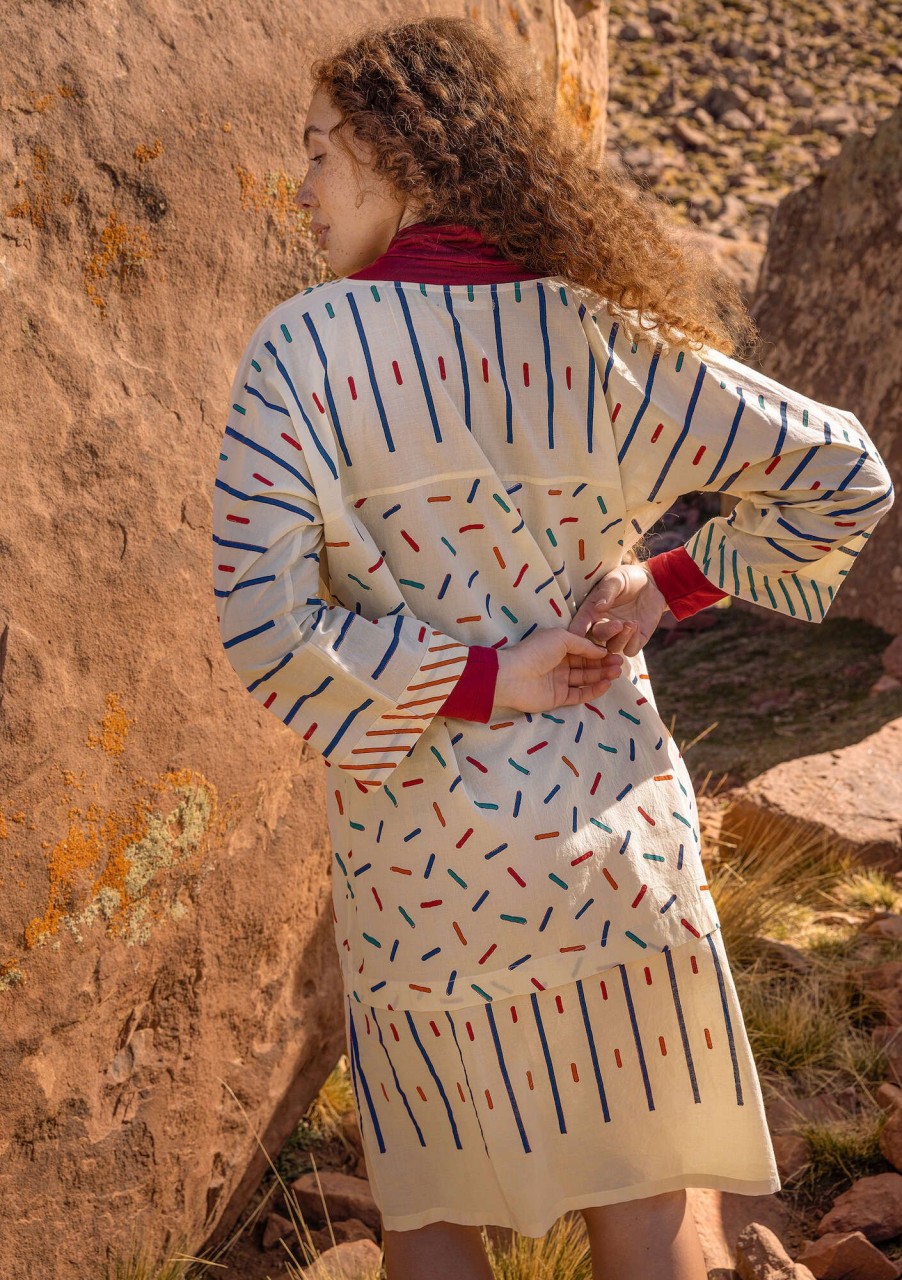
303, 722, 317, 741
452, 921, 468, 945
704, 1027, 713, 1049
478, 943, 497, 965
401, 778, 425, 788
631, 884, 648, 907
456, 828, 475, 848
392, 360, 403, 384
460, 523, 486, 533
348, 375, 357, 400
421, 900, 443, 908
590, 771, 602, 795
482, 357, 490, 382
599, 979, 608, 999
681, 918, 702, 937
644, 966, 653, 985
280, 432, 302, 451
571, 850, 594, 866
390, 866, 413, 875
368, 555, 384, 573
264, 692, 277, 708
438, 355, 446, 380
511, 1005, 518, 1023
401, 529, 420, 551
523, 361, 530, 386
457, 1081, 466, 1101
218, 564, 235, 573
571, 1061, 579, 1082
612, 402, 621, 421
252, 472, 273, 486
636, 697, 648, 706
531, 978, 545, 991
560, 944, 586, 952
390, 1023, 400, 1041
527, 741, 549, 754
371, 886, 383, 911
513, 563, 529, 588
690, 954, 698, 974
637, 806, 656, 825
409, 984, 432, 993
692, 445, 706, 465
526, 1070, 534, 1089
651, 423, 664, 443
764, 454, 782, 474
811, 479, 820, 489
312, 392, 326, 414
416, 1085, 427, 1100
225, 515, 248, 524
430, 1020, 441, 1037
834, 520, 857, 527
485, 1088, 494, 1109
584, 703, 606, 721
555, 995, 564, 1014
565, 365, 572, 390
550, 599, 563, 618
507, 867, 527, 887
560, 516, 578, 525
466, 1021, 475, 1041
381, 1081, 389, 1101
614, 1047, 623, 1068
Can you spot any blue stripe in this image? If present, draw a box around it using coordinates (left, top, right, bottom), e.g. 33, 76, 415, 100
223, 618, 275, 648
321, 697, 374, 755
443, 287, 472, 432
345, 292, 395, 452
705, 932, 744, 1105
225, 424, 317, 497
248, 649, 292, 691
347, 998, 386, 1152
484, 1003, 531, 1153
773, 400, 788, 456
779, 443, 819, 490
537, 282, 554, 449
647, 361, 707, 501
404, 1012, 462, 1149
395, 282, 443, 444
445, 1012, 491, 1158
586, 347, 597, 453
616, 341, 660, 464
370, 1009, 426, 1147
214, 477, 316, 521
531, 992, 566, 1133
244, 383, 290, 416
663, 949, 700, 1103
490, 282, 514, 445
576, 978, 611, 1121
763, 536, 821, 563
702, 393, 746, 486
302, 312, 352, 467
212, 532, 267, 553
264, 339, 338, 479
618, 963, 655, 1111
372, 614, 405, 680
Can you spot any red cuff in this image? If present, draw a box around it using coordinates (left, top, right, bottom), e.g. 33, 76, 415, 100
645, 544, 728, 620
439, 645, 498, 722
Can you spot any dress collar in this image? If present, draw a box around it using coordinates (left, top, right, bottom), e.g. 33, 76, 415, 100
345, 220, 548, 284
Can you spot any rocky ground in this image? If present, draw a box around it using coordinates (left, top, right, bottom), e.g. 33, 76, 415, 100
604, 0, 902, 249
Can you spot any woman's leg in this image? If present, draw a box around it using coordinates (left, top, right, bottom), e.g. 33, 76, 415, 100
382, 1220, 494, 1280
580, 1188, 708, 1280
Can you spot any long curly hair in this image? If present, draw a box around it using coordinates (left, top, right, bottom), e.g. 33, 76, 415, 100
308, 14, 763, 363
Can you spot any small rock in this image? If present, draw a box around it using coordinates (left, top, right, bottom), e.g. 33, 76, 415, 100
817, 1172, 902, 1243
721, 109, 756, 132
340, 1110, 364, 1157
736, 1221, 817, 1278
875, 1082, 902, 1113
871, 674, 902, 695
883, 637, 902, 680
865, 916, 902, 940
263, 1211, 298, 1250
811, 105, 859, 137
673, 118, 710, 150
301, 1239, 382, 1279
796, 1228, 901, 1279
290, 1171, 381, 1234
618, 20, 654, 40
332, 1218, 377, 1245
879, 1107, 902, 1173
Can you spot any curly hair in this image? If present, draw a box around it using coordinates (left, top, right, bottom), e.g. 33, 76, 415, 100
308, 14, 763, 364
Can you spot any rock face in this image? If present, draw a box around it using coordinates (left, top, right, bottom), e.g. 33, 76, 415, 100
747, 103, 902, 636
721, 717, 902, 873
0, 3, 608, 1278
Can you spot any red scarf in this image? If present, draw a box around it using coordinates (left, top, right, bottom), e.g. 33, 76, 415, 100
346, 220, 548, 283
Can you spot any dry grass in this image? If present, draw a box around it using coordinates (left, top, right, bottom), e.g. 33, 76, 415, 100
482, 1213, 592, 1279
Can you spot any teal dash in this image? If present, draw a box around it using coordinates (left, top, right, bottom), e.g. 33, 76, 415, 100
549, 873, 569, 889
280, 324, 292, 342
471, 983, 492, 1000
399, 906, 415, 927
500, 914, 527, 923
362, 933, 381, 948
625, 931, 648, 948
447, 869, 468, 888
493, 493, 511, 513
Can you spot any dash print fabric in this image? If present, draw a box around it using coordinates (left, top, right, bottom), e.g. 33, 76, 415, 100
212, 274, 894, 1015
344, 925, 782, 1235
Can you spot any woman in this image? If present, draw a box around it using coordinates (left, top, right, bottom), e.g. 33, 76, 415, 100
211, 16, 894, 1279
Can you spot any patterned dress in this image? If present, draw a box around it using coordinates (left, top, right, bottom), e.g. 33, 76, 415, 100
212, 238, 894, 1234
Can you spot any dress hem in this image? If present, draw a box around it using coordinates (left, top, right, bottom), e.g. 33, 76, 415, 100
377, 1169, 783, 1238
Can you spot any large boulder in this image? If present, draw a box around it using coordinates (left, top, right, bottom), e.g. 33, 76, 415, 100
748, 104, 902, 636
0, 3, 609, 1278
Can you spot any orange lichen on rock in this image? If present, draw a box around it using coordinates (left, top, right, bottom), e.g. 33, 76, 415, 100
83, 211, 160, 318
235, 164, 309, 246
6, 144, 53, 229
134, 138, 163, 165
86, 691, 132, 756
0, 809, 7, 839
557, 62, 602, 145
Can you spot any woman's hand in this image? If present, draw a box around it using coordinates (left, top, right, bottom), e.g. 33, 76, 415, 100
568, 562, 668, 658
492, 625, 629, 714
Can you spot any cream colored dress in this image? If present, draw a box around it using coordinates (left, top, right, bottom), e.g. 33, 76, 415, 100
212, 274, 893, 1232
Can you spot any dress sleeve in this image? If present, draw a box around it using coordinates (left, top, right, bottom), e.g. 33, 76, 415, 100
212, 318, 472, 793
599, 312, 895, 622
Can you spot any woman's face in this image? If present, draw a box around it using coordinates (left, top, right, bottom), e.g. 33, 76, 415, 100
296, 86, 423, 276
